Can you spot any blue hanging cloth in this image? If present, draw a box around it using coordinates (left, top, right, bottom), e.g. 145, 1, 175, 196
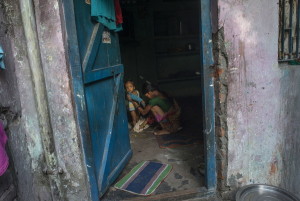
91, 0, 122, 31
0, 46, 5, 69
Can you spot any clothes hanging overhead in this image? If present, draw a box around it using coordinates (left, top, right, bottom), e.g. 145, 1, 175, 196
91, 0, 123, 31
114, 0, 123, 25
0, 46, 5, 69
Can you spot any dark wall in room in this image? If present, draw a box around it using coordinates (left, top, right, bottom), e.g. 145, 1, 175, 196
120, 0, 202, 98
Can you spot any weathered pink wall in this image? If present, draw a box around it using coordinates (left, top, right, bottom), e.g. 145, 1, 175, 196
218, 0, 300, 194
33, 0, 90, 199
0, 0, 91, 200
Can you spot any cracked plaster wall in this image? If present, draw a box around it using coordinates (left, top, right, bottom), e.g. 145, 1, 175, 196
0, 0, 90, 200
0, 0, 48, 200
218, 0, 300, 196
33, 0, 89, 200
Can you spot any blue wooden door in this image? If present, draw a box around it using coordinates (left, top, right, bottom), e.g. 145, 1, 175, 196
73, 0, 132, 197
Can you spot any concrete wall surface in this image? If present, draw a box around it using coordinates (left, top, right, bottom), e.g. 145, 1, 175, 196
218, 0, 300, 196
33, 0, 90, 200
279, 64, 300, 197
0, 0, 48, 199
0, 0, 90, 200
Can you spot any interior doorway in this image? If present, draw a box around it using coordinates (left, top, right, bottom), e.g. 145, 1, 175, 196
102, 0, 206, 199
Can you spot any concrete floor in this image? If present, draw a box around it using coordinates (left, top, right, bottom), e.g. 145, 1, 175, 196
102, 127, 205, 201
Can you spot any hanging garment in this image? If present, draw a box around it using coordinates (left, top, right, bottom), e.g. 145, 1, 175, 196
114, 0, 123, 25
0, 122, 8, 176
0, 46, 5, 69
91, 0, 123, 31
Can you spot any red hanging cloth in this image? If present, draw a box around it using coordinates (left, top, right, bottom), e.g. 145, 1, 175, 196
114, 0, 123, 25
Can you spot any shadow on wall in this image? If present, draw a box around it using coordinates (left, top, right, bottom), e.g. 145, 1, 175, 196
279, 66, 300, 197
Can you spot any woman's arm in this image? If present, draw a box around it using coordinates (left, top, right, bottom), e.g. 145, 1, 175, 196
138, 105, 152, 116
133, 102, 152, 116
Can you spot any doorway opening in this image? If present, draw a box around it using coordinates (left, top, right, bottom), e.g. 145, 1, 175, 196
103, 0, 206, 199
63, 0, 215, 199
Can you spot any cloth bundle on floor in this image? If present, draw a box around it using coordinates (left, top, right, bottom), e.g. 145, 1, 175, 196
0, 122, 8, 176
114, 161, 172, 195
133, 118, 149, 133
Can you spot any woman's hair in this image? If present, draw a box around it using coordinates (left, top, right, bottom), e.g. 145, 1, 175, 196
142, 82, 159, 94
142, 82, 173, 102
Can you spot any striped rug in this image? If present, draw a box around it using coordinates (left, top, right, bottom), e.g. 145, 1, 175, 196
114, 161, 172, 196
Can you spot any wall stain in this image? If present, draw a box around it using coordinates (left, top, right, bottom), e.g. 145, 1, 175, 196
269, 158, 278, 176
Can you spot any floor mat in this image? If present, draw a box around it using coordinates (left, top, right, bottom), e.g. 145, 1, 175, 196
155, 132, 202, 148
114, 161, 172, 196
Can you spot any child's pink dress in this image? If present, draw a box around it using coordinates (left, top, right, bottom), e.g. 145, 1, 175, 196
0, 122, 8, 176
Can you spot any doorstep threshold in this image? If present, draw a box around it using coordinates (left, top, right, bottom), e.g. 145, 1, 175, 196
121, 187, 215, 201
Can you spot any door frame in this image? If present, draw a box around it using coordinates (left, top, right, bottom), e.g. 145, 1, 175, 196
199, 0, 217, 191
60, 0, 216, 200
61, 0, 99, 200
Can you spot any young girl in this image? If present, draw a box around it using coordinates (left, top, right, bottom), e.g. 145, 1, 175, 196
125, 80, 145, 127
133, 83, 181, 135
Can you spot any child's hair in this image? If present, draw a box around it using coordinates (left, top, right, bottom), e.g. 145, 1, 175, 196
125, 80, 135, 86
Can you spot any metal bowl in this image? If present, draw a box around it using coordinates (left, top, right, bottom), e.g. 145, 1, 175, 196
236, 184, 300, 201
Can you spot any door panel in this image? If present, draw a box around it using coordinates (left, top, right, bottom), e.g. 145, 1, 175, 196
74, 0, 132, 197
93, 31, 122, 69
